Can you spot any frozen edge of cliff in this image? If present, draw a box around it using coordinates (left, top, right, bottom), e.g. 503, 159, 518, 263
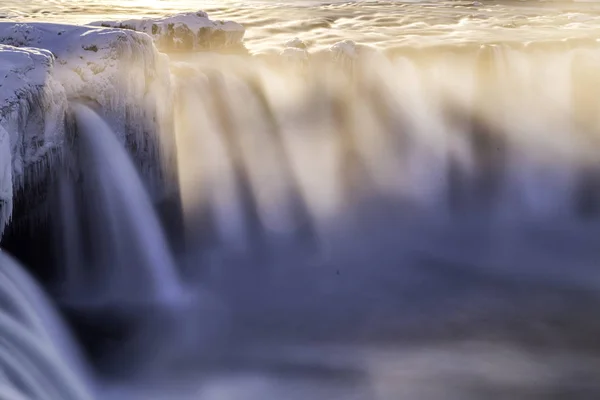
90, 11, 246, 53
252, 38, 378, 71
0, 22, 179, 237
0, 22, 176, 176
0, 19, 375, 238
0, 44, 68, 238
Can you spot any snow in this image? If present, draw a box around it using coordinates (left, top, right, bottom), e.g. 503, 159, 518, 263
0, 18, 380, 238
0, 22, 177, 199
0, 44, 66, 182
0, 21, 179, 236
324, 40, 378, 71
280, 37, 310, 68
90, 11, 246, 53
0, 44, 68, 238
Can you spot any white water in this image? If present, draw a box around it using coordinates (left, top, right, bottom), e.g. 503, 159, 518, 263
10, 1, 600, 52
58, 104, 186, 309
94, 46, 600, 398
174, 47, 600, 225
0, 251, 94, 400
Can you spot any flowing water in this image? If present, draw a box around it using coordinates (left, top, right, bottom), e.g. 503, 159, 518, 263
4, 0, 600, 399
8, 1, 600, 52
101, 47, 600, 397
59, 104, 186, 309
0, 251, 94, 400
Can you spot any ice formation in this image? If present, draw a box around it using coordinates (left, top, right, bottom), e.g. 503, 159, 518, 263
0, 21, 394, 240
0, 125, 12, 239
91, 11, 246, 53
272, 38, 379, 71
0, 22, 176, 206
0, 44, 68, 237
326, 40, 377, 70
284, 37, 308, 50
277, 37, 377, 70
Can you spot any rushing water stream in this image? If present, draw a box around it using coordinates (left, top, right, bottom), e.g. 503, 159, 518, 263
3, 0, 600, 399
60, 104, 186, 309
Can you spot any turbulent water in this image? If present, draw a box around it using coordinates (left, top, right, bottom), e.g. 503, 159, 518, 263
8, 1, 600, 52
5, 0, 600, 399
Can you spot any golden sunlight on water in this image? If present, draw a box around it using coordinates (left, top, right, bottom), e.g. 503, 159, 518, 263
8, 1, 600, 52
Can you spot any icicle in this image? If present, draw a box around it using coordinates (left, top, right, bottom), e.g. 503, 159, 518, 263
0, 125, 13, 240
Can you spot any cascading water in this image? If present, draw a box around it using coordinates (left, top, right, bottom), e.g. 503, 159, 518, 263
52, 104, 222, 378
172, 47, 600, 286
5, 10, 600, 399
57, 104, 186, 309
143, 47, 600, 397
0, 251, 94, 400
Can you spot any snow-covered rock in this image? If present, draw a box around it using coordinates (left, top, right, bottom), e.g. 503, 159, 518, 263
0, 44, 68, 237
0, 125, 12, 239
280, 37, 310, 70
0, 22, 177, 198
91, 11, 246, 53
284, 37, 308, 50
321, 40, 378, 73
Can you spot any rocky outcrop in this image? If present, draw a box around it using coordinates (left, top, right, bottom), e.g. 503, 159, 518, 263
0, 22, 181, 238
0, 44, 68, 237
91, 11, 246, 53
0, 22, 177, 196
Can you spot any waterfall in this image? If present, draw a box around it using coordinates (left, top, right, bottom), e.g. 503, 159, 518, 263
173, 47, 600, 253
166, 48, 600, 345
6, 17, 600, 399
0, 251, 94, 400
57, 104, 186, 309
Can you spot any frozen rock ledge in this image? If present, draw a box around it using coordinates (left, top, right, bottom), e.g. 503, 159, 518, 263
0, 21, 179, 238
0, 44, 68, 238
91, 11, 246, 53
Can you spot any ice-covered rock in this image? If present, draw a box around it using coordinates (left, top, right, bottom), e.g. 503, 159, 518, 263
279, 37, 310, 69
0, 22, 177, 198
324, 40, 378, 72
284, 37, 308, 50
0, 44, 68, 237
91, 11, 246, 53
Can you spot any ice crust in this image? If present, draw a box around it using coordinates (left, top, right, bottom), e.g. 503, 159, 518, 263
0, 22, 178, 237
0, 44, 67, 237
91, 11, 245, 53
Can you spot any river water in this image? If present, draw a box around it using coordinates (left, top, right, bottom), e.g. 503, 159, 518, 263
6, 1, 600, 52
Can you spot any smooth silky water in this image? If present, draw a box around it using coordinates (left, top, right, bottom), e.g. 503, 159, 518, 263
5, 0, 600, 399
